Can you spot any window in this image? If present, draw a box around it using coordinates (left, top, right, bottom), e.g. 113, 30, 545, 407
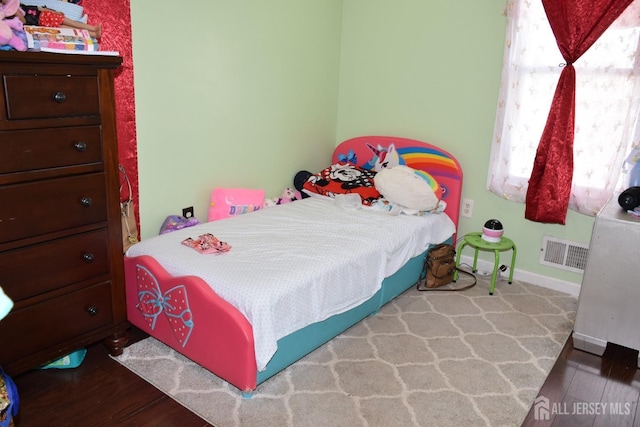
487, 0, 640, 216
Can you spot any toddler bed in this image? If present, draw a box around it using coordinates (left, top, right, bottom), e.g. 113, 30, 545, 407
124, 136, 463, 396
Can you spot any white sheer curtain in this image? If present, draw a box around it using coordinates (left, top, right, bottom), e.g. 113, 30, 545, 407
488, 0, 640, 216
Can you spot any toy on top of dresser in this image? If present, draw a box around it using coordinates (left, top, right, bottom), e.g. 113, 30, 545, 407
0, 0, 27, 51
20, 4, 102, 39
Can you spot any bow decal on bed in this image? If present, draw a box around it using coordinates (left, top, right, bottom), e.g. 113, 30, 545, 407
135, 265, 194, 347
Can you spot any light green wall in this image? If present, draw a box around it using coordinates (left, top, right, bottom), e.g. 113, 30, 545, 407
129, 0, 343, 236
337, 0, 594, 285
130, 1, 595, 285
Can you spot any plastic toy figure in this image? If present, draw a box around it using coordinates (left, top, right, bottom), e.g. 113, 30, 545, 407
20, 4, 101, 38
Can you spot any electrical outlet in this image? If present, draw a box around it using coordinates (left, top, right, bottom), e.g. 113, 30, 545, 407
461, 198, 474, 218
182, 206, 194, 218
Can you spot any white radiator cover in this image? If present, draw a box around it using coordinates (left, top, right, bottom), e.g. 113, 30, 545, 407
572, 195, 640, 368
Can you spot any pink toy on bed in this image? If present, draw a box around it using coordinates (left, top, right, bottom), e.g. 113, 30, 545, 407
263, 187, 302, 208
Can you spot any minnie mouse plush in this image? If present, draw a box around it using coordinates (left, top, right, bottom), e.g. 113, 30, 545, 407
263, 187, 302, 208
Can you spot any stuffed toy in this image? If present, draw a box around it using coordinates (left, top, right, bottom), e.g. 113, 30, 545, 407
374, 165, 441, 214
0, 0, 26, 51
278, 187, 301, 204
159, 215, 200, 234
264, 187, 302, 208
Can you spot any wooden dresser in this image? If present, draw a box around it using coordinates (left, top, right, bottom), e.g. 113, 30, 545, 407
0, 52, 129, 375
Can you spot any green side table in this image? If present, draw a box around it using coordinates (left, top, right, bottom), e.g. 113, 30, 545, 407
453, 232, 517, 295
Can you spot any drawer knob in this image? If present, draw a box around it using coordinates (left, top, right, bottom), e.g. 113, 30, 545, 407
87, 306, 99, 316
82, 253, 95, 263
74, 141, 87, 152
53, 91, 66, 103
80, 197, 93, 207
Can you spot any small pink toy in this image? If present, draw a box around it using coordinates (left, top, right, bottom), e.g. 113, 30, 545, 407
278, 187, 301, 204
263, 187, 302, 208
181, 233, 231, 254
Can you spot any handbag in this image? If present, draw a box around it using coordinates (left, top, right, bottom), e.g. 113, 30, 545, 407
0, 367, 18, 427
120, 165, 139, 253
417, 243, 476, 291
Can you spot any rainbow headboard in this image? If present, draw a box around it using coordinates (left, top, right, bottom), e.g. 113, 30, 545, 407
332, 136, 463, 238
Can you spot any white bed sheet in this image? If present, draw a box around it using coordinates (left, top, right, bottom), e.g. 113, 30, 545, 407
126, 197, 455, 371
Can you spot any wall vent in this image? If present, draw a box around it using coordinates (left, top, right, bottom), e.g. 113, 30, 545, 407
539, 235, 589, 273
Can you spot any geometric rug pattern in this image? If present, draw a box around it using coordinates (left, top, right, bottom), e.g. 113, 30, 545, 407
113, 278, 577, 426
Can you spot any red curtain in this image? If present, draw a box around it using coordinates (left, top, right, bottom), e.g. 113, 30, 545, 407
80, 0, 139, 230
525, 0, 634, 224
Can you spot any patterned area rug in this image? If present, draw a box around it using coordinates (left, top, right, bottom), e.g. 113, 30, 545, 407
113, 278, 576, 427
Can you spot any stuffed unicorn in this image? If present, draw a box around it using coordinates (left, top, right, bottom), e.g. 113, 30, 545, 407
365, 143, 404, 171
0, 0, 27, 51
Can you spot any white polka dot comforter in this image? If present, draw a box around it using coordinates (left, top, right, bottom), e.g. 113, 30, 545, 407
126, 197, 455, 371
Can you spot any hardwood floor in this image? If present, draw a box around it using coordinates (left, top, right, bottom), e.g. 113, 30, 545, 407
522, 336, 640, 427
11, 327, 213, 427
7, 327, 640, 426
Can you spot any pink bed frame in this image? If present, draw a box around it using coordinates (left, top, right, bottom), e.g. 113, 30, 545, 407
124, 136, 463, 396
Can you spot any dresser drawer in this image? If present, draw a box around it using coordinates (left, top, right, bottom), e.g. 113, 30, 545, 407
0, 173, 107, 243
3, 74, 100, 120
0, 282, 113, 364
0, 127, 103, 175
1, 229, 110, 302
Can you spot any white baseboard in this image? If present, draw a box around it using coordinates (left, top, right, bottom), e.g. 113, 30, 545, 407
460, 255, 581, 298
